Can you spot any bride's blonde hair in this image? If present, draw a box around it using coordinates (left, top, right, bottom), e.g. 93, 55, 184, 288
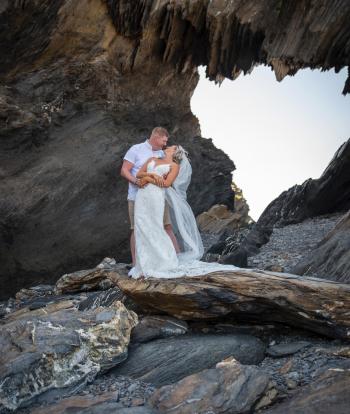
173, 145, 188, 164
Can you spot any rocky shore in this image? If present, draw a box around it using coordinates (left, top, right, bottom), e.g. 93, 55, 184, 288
0, 258, 349, 414
247, 212, 344, 272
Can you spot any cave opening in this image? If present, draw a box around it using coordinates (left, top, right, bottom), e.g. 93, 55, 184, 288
191, 65, 350, 221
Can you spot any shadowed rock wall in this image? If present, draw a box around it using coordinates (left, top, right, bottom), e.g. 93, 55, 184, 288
0, 0, 235, 298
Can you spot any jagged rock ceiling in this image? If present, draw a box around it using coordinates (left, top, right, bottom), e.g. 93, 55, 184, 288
106, 0, 350, 94
0, 0, 349, 298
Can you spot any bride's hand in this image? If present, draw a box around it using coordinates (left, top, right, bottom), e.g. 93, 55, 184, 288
154, 176, 165, 187
148, 173, 165, 187
138, 178, 149, 188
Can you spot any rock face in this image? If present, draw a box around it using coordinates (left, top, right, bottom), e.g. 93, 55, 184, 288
0, 299, 138, 411
110, 269, 350, 340
0, 0, 235, 300
255, 139, 350, 228
292, 210, 350, 283
106, 0, 350, 93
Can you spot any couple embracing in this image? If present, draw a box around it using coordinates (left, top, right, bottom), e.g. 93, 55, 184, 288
121, 127, 238, 279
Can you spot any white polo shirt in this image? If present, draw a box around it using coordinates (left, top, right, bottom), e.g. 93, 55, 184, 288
123, 140, 164, 201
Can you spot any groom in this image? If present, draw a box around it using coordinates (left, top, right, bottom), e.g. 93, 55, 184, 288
120, 126, 179, 265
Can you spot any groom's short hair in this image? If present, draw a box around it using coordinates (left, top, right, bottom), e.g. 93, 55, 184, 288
151, 126, 169, 138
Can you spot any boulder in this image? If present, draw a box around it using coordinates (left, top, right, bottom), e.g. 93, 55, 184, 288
0, 299, 137, 411
266, 341, 311, 358
130, 315, 188, 344
219, 248, 248, 267
54, 259, 127, 294
149, 357, 269, 414
197, 197, 253, 235
110, 333, 265, 387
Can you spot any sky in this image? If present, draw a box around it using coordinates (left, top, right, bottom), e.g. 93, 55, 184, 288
191, 65, 350, 221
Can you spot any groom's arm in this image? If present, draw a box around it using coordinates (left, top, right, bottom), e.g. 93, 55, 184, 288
120, 160, 147, 188
120, 160, 137, 184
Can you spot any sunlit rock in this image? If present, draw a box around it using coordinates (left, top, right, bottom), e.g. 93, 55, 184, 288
110, 269, 350, 340
149, 357, 270, 414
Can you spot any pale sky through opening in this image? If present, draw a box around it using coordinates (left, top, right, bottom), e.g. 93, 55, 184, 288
191, 65, 350, 221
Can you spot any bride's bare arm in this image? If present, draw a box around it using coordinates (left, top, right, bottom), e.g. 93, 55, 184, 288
163, 162, 180, 187
137, 158, 165, 187
136, 158, 154, 179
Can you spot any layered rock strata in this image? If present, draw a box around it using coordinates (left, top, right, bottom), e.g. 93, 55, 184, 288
110, 268, 350, 340
0, 299, 137, 411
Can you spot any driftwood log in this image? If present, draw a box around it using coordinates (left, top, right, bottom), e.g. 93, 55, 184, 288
109, 269, 350, 340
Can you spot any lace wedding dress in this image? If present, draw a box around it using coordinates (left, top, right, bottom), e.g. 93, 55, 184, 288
128, 159, 240, 279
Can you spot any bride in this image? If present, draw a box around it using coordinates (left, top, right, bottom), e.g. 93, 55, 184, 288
128, 145, 240, 279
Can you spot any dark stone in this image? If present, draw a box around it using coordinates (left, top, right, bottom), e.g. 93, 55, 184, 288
206, 240, 227, 255
219, 248, 248, 267
292, 210, 350, 283
266, 341, 311, 358
130, 315, 188, 344
264, 369, 350, 414
110, 333, 266, 387
31, 392, 158, 414
78, 288, 124, 311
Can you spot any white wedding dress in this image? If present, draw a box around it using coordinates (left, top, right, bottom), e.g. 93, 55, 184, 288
128, 159, 240, 279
